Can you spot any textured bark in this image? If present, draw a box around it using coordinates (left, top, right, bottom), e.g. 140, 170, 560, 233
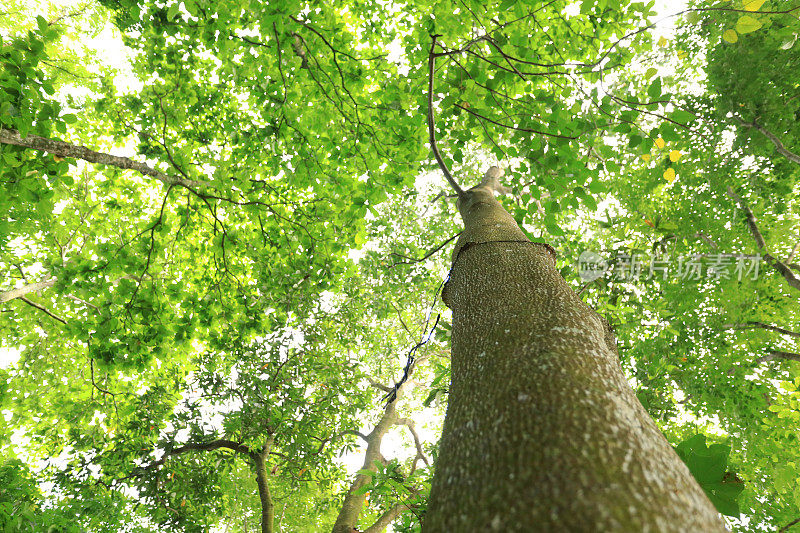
0, 128, 209, 188
423, 171, 726, 532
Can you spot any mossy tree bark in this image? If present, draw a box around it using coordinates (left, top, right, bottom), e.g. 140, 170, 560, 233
423, 169, 726, 532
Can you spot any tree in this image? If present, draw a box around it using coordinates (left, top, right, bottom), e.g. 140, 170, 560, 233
425, 167, 723, 529
2, 0, 800, 531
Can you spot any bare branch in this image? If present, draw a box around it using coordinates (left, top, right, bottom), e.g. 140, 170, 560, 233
390, 301, 414, 338
332, 366, 423, 533
0, 128, 211, 189
727, 186, 765, 248
694, 231, 718, 249
145, 439, 251, 471
342, 430, 370, 444
780, 516, 800, 533
367, 377, 393, 393
454, 102, 580, 140
310, 430, 370, 456
427, 36, 464, 197
395, 417, 430, 472
66, 293, 100, 310
388, 233, 461, 268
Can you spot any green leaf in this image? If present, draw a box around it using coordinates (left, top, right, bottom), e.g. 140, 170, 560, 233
670, 109, 696, 124
735, 15, 762, 34
743, 0, 766, 11
780, 33, 798, 50
167, 2, 181, 20
36, 15, 48, 34
647, 77, 662, 99
707, 492, 740, 517
723, 29, 739, 44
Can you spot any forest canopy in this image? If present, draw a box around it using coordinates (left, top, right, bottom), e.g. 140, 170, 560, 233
1, 0, 799, 531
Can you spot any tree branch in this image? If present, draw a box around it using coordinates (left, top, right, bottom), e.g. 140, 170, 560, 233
727, 186, 765, 247
395, 417, 430, 472
252, 441, 276, 533
0, 128, 210, 189
366, 377, 393, 393
733, 115, 800, 165
18, 296, 66, 324
145, 439, 251, 471
727, 187, 800, 292
363, 501, 413, 533
388, 233, 461, 268
723, 322, 800, 338
332, 366, 422, 533
694, 231, 718, 249
780, 516, 800, 533
342, 430, 370, 444
0, 277, 56, 304
756, 350, 800, 365
453, 102, 580, 140
427, 36, 464, 197
787, 235, 800, 265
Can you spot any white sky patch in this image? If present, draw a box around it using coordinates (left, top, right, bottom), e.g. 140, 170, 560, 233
0, 346, 22, 369
562, 2, 581, 18
90, 25, 142, 94
652, 0, 690, 38
347, 247, 366, 263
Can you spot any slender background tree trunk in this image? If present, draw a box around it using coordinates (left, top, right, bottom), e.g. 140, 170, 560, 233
253, 444, 275, 533
423, 175, 726, 531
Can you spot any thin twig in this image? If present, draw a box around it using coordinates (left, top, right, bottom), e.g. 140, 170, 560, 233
18, 296, 66, 324
388, 233, 461, 268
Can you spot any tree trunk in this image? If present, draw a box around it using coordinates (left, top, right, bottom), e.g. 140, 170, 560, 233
331, 385, 405, 533
423, 176, 726, 532
253, 444, 275, 533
